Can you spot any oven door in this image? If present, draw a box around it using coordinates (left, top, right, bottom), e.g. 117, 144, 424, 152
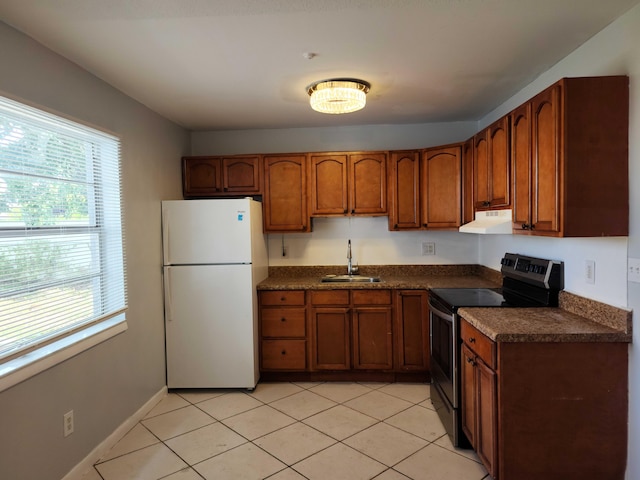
429, 294, 460, 409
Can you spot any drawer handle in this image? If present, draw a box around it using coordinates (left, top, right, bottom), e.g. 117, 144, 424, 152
468, 337, 476, 343
280, 297, 286, 302
281, 317, 286, 322
281, 350, 287, 355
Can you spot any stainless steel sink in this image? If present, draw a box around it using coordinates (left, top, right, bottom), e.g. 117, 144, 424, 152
321, 275, 381, 283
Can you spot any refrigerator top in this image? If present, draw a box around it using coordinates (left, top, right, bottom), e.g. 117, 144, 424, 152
162, 198, 263, 266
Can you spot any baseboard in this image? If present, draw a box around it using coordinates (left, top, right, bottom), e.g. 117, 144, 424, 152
61, 386, 168, 480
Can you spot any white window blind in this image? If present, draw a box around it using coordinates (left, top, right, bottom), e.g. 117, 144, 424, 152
0, 96, 127, 365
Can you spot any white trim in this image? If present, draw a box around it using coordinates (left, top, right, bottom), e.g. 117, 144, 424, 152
61, 386, 168, 480
0, 316, 128, 393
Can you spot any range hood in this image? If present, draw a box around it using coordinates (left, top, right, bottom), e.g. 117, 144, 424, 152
459, 209, 513, 234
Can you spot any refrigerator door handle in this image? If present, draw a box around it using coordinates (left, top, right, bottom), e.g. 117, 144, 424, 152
164, 267, 173, 322
162, 208, 170, 265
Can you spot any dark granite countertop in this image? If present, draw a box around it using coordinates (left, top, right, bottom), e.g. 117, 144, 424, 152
257, 264, 632, 344
458, 306, 632, 343
257, 264, 501, 290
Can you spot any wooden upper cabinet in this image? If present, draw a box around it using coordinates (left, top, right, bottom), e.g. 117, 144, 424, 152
309, 152, 387, 216
263, 154, 310, 233
388, 146, 462, 231
310, 154, 349, 215
511, 102, 533, 231
182, 157, 222, 197
388, 151, 421, 230
222, 156, 261, 194
512, 76, 629, 237
349, 153, 387, 215
182, 155, 260, 198
462, 138, 475, 225
474, 117, 510, 210
422, 145, 462, 228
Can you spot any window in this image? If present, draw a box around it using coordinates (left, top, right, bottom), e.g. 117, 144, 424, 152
0, 96, 127, 390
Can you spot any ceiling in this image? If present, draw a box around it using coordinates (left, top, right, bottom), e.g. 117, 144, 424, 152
1, 0, 639, 131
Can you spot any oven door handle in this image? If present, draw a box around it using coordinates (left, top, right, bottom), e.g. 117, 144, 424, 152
429, 299, 455, 324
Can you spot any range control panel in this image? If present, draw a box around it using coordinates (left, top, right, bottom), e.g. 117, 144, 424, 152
500, 253, 564, 290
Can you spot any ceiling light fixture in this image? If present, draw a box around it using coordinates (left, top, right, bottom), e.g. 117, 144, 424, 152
307, 78, 371, 114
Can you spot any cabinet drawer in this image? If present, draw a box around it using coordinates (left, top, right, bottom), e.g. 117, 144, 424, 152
261, 308, 306, 337
261, 340, 306, 370
260, 290, 305, 306
352, 289, 392, 305
310, 290, 350, 305
461, 319, 496, 369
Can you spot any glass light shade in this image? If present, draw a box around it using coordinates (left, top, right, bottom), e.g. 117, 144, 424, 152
307, 79, 370, 114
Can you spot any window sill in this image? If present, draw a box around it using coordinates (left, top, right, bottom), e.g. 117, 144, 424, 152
0, 316, 127, 393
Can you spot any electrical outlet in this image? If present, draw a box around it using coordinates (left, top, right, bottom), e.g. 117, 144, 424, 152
421, 242, 435, 256
585, 260, 595, 284
63, 410, 74, 437
629, 257, 640, 283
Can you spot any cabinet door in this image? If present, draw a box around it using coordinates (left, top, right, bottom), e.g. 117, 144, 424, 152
473, 130, 490, 209
310, 154, 348, 215
476, 357, 497, 478
311, 307, 350, 370
461, 343, 477, 447
511, 103, 532, 231
388, 151, 420, 230
222, 156, 261, 194
263, 155, 310, 232
349, 153, 387, 215
395, 290, 429, 371
488, 117, 510, 208
462, 139, 475, 225
182, 157, 222, 197
531, 85, 561, 234
352, 307, 393, 370
422, 146, 462, 228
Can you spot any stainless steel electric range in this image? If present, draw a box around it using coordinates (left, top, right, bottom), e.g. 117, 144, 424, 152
428, 252, 564, 447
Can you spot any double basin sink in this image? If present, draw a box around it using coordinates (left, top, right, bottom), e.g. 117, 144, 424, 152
321, 274, 381, 283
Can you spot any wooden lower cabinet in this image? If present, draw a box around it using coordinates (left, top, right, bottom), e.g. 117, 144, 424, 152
460, 317, 628, 480
395, 290, 429, 371
461, 321, 497, 478
259, 288, 428, 381
259, 290, 307, 371
310, 289, 392, 371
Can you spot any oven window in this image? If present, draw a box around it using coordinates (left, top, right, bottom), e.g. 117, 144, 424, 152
431, 311, 453, 381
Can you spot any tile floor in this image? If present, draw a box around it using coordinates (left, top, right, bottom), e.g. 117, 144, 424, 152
84, 382, 491, 480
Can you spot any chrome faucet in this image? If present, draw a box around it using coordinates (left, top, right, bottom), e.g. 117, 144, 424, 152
347, 239, 358, 275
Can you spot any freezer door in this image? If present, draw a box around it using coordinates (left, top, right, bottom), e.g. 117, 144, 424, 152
162, 199, 254, 265
164, 264, 258, 388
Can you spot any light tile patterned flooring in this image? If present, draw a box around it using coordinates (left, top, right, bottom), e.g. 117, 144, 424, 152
84, 382, 491, 480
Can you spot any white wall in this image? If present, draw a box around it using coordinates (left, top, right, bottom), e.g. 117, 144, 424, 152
269, 217, 479, 267
476, 4, 640, 478
0, 22, 189, 480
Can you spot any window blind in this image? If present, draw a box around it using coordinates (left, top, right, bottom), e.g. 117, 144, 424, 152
0, 96, 127, 363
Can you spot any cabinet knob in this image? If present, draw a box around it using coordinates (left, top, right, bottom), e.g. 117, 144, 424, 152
394, 224, 398, 229
521, 223, 529, 230
280, 297, 286, 302
468, 337, 476, 343
351, 209, 355, 214
466, 356, 475, 365
280, 317, 286, 322
530, 224, 535, 230
281, 350, 287, 355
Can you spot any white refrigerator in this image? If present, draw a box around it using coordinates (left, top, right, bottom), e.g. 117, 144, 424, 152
161, 198, 268, 389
